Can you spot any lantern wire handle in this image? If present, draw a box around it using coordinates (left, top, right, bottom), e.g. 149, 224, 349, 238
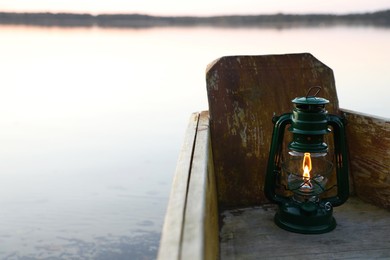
306, 86, 322, 98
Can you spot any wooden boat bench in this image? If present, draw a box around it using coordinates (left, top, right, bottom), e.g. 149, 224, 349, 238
158, 53, 390, 259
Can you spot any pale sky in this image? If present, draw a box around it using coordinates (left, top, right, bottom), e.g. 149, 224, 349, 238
0, 0, 389, 16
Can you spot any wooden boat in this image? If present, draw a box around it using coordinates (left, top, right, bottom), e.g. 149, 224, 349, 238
157, 53, 390, 259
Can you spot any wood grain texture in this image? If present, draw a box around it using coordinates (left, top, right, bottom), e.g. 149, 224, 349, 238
157, 112, 199, 260
181, 111, 219, 260
158, 111, 219, 260
342, 109, 390, 209
220, 196, 390, 259
206, 53, 340, 207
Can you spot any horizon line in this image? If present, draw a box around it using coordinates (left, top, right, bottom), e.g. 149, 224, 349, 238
0, 9, 389, 17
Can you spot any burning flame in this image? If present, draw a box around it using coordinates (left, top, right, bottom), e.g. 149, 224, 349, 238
302, 152, 312, 181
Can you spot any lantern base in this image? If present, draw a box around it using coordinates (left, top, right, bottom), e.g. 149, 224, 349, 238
274, 201, 336, 234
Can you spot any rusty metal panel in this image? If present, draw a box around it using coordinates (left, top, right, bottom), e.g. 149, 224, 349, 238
206, 53, 340, 208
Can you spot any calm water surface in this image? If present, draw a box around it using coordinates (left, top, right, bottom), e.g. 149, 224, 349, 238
0, 25, 388, 259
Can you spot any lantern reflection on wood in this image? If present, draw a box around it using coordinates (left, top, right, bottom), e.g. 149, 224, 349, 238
265, 86, 349, 234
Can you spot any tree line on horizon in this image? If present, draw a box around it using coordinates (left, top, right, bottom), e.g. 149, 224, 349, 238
0, 10, 389, 28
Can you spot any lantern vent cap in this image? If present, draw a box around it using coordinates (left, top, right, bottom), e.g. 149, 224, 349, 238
292, 96, 329, 105
292, 86, 329, 105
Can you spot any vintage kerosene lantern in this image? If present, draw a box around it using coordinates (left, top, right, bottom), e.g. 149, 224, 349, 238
264, 86, 349, 234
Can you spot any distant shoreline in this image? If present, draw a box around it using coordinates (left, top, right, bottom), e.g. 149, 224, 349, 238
0, 10, 389, 28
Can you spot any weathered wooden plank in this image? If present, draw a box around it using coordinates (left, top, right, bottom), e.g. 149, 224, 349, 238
158, 111, 219, 260
206, 53, 340, 207
181, 111, 219, 260
157, 112, 200, 260
220, 196, 390, 260
341, 109, 390, 209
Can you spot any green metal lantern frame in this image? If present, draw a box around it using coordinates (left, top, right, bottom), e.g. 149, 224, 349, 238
264, 87, 349, 234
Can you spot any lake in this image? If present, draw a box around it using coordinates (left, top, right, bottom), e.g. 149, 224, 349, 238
0, 25, 388, 259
